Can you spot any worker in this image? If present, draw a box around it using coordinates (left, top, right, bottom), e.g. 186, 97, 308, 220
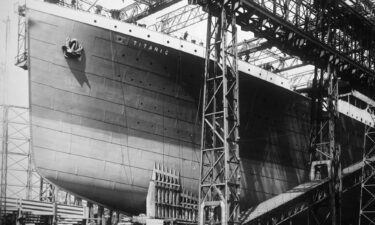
71, 0, 76, 9
314, 165, 322, 180
208, 206, 215, 225
183, 31, 189, 40
16, 214, 25, 225
110, 9, 121, 20
95, 5, 103, 14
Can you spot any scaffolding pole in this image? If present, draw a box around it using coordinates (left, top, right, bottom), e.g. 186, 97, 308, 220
198, 0, 240, 224
0, 106, 9, 225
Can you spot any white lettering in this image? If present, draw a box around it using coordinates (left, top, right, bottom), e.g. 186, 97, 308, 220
126, 36, 169, 56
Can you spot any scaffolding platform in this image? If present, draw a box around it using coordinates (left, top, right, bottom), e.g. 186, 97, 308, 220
241, 158, 373, 225
1, 197, 84, 224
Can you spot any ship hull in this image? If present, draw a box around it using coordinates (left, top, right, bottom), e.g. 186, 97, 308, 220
27, 2, 364, 214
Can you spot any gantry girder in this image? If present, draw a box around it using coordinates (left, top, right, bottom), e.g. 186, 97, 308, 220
116, 2, 152, 22
345, 0, 375, 22
149, 4, 207, 34
237, 38, 308, 74
228, 0, 375, 92
199, 0, 241, 224
81, 0, 181, 22
57, 0, 182, 22
270, 58, 307, 73
342, 0, 375, 27
119, 0, 182, 22
237, 38, 272, 56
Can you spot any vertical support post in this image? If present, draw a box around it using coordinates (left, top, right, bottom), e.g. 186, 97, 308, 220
116, 211, 120, 224
107, 210, 113, 225
26, 140, 33, 200
309, 62, 341, 225
52, 186, 58, 225
87, 202, 94, 224
98, 205, 104, 225
199, 0, 240, 224
327, 64, 341, 225
359, 109, 375, 224
309, 67, 319, 164
39, 178, 44, 201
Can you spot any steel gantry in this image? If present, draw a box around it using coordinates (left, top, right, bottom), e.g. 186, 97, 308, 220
148, 5, 207, 34
198, 0, 241, 224
234, 0, 375, 92
0, 106, 9, 225
359, 110, 375, 225
193, 0, 375, 224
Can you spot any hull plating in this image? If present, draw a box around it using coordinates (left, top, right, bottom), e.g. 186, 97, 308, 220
27, 7, 364, 214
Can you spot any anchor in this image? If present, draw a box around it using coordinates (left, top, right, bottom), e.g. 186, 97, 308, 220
62, 37, 83, 59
